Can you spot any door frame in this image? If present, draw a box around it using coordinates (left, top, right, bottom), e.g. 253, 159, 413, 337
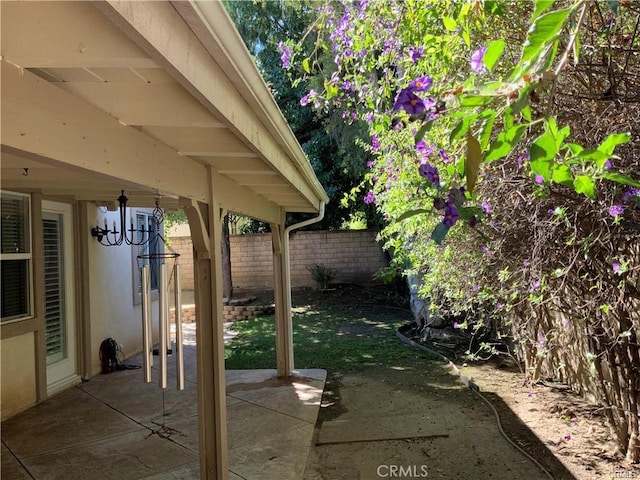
41, 200, 80, 395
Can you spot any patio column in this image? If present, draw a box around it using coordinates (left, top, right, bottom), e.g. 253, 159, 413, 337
271, 218, 293, 377
181, 177, 228, 480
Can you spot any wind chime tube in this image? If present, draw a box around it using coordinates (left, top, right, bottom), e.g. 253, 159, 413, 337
174, 264, 184, 391
141, 265, 152, 383
159, 263, 168, 389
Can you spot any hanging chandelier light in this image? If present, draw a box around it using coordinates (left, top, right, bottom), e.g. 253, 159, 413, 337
91, 190, 164, 246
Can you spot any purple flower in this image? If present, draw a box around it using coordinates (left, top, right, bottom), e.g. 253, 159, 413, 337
470, 46, 487, 73
371, 135, 380, 151
623, 187, 639, 202
408, 46, 424, 63
564, 434, 572, 441
453, 322, 460, 329
419, 163, 440, 186
439, 148, 451, 164
408, 76, 433, 93
516, 152, 530, 170
366, 160, 374, 168
535, 174, 545, 185
416, 141, 435, 158
482, 201, 492, 214
529, 279, 541, 292
613, 262, 621, 273
364, 191, 376, 205
393, 89, 425, 115
609, 204, 624, 217
604, 160, 613, 169
443, 202, 459, 227
300, 95, 309, 106
278, 41, 292, 68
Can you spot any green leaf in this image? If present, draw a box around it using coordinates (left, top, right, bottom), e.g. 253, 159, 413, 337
396, 208, 432, 223
597, 132, 631, 157
522, 9, 572, 66
466, 133, 482, 193
574, 175, 596, 199
602, 172, 640, 187
483, 124, 527, 163
442, 17, 458, 31
459, 96, 493, 108
431, 223, 450, 245
324, 80, 339, 100
415, 120, 434, 144
483, 39, 505, 72
552, 164, 573, 186
533, 0, 555, 19
302, 58, 310, 74
607, 0, 619, 14
450, 114, 478, 142
529, 131, 558, 180
478, 110, 497, 150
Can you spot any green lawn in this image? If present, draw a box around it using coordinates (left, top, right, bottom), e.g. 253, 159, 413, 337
224, 297, 437, 374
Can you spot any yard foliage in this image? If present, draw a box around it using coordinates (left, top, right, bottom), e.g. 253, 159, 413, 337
280, 0, 640, 461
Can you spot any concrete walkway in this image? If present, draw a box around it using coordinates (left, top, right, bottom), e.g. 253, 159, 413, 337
1, 322, 326, 480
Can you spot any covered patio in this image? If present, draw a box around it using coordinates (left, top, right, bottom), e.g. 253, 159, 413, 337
1, 2, 328, 479
1, 322, 326, 480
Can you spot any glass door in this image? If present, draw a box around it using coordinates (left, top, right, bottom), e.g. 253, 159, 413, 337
42, 201, 77, 393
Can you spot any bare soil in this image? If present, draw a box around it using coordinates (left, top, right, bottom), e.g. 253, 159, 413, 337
460, 359, 637, 480
238, 285, 639, 479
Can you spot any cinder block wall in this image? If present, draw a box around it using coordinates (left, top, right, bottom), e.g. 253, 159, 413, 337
169, 237, 195, 290
169, 230, 388, 291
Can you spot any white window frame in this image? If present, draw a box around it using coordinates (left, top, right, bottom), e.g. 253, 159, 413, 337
1, 191, 34, 324
131, 209, 164, 306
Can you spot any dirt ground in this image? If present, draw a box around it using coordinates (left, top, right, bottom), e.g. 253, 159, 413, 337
246, 285, 639, 479
460, 360, 638, 480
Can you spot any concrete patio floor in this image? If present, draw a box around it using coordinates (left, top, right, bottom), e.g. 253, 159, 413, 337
1, 322, 326, 480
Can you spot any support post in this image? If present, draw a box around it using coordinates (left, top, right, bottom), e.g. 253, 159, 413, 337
271, 217, 293, 377
181, 188, 228, 480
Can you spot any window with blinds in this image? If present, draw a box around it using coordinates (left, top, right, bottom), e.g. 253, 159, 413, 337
133, 211, 163, 302
1, 192, 32, 322
43, 214, 66, 363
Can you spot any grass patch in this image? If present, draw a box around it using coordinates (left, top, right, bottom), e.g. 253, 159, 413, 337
224, 303, 436, 374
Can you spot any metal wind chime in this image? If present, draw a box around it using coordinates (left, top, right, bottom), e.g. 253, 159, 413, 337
91, 190, 185, 391
140, 259, 185, 391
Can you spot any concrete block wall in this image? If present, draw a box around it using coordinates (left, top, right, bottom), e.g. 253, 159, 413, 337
168, 237, 196, 290
169, 229, 388, 291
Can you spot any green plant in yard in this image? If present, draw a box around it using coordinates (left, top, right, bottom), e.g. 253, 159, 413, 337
307, 263, 336, 290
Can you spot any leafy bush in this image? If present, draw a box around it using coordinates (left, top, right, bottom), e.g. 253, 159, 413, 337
307, 263, 336, 290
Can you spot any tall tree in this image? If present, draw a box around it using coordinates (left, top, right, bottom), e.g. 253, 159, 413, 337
225, 0, 379, 230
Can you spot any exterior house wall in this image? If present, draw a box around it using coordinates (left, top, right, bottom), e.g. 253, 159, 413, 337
87, 206, 160, 377
169, 230, 388, 291
1, 333, 37, 420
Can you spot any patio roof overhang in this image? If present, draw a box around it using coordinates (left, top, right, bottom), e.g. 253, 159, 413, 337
1, 2, 327, 479
1, 0, 328, 222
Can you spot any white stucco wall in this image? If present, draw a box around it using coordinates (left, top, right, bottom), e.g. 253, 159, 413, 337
1, 333, 37, 420
87, 206, 160, 377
